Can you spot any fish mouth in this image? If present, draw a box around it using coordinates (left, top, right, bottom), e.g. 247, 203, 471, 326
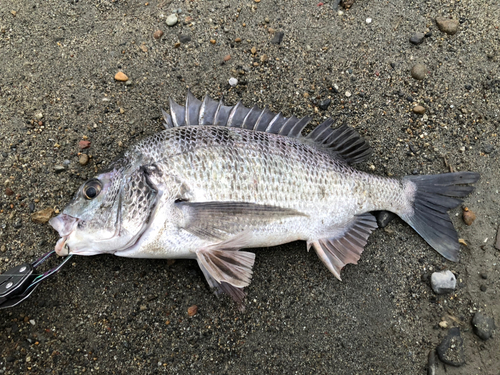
49, 214, 78, 256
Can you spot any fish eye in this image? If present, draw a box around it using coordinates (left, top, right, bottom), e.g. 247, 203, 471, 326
83, 179, 103, 200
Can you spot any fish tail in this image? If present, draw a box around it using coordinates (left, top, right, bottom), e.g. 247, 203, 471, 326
399, 172, 480, 261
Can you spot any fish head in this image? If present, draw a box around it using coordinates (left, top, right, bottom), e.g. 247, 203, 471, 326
49, 159, 159, 256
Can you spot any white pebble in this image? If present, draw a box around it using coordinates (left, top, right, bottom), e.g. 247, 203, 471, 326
29, 319, 35, 325
366, 18, 372, 24
228, 77, 238, 87
345, 91, 352, 98
431, 270, 456, 294
166, 14, 178, 26
338, 10, 344, 16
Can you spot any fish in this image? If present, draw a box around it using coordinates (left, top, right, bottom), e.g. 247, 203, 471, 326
49, 91, 480, 306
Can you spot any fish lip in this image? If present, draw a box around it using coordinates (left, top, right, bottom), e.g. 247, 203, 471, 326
49, 214, 79, 256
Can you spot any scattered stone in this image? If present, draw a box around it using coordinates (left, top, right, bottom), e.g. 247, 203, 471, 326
431, 270, 456, 294
411, 64, 427, 80
139, 305, 147, 311
228, 77, 238, 87
376, 211, 396, 228
251, 47, 257, 54
223, 54, 231, 62
409, 32, 425, 45
365, 18, 372, 24
260, 54, 268, 62
178, 34, 191, 43
462, 207, 476, 226
425, 31, 432, 38
166, 14, 178, 27
435, 17, 459, 35
114, 72, 128, 82
79, 140, 91, 149
210, 39, 216, 44
318, 99, 331, 110
79, 154, 89, 166
480, 285, 487, 292
480, 272, 488, 280
482, 144, 494, 154
439, 321, 449, 329
29, 202, 35, 213
5, 187, 14, 196
54, 165, 66, 173
235, 37, 242, 42
436, 327, 465, 367
413, 105, 426, 115
345, 91, 352, 98
13, 219, 22, 229
31, 208, 54, 224
271, 31, 284, 44
34, 112, 44, 120
187, 305, 198, 316
153, 30, 164, 40
427, 350, 436, 375
472, 313, 495, 340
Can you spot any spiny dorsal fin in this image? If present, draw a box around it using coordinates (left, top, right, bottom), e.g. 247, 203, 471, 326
162, 90, 372, 165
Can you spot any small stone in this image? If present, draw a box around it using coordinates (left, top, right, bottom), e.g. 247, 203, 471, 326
29, 202, 35, 212
480, 285, 487, 292
431, 270, 456, 294
365, 18, 372, 24
166, 14, 178, 26
251, 47, 257, 54
472, 313, 495, 340
31, 208, 54, 224
271, 31, 284, 44
495, 225, 500, 250
54, 165, 66, 173
435, 17, 459, 35
409, 32, 425, 45
139, 43, 148, 52
114, 72, 128, 82
223, 54, 231, 62
412, 105, 426, 115
480, 272, 488, 280
139, 305, 147, 311
260, 54, 268, 62
125, 80, 133, 86
153, 30, 164, 40
228, 77, 238, 87
318, 99, 331, 111
376, 211, 396, 228
79, 140, 91, 149
178, 34, 191, 43
235, 37, 242, 42
482, 144, 494, 154
436, 327, 465, 367
34, 112, 44, 120
187, 305, 198, 316
174, 42, 181, 48
5, 187, 14, 196
462, 207, 476, 226
410, 64, 427, 80
345, 91, 351, 98
79, 154, 89, 166
439, 321, 449, 329
210, 39, 216, 44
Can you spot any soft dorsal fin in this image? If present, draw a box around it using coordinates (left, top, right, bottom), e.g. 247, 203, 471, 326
162, 90, 372, 165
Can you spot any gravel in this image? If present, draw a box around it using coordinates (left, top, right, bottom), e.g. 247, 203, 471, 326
431, 270, 457, 294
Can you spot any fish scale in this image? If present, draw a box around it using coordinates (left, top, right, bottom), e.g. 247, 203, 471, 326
49, 92, 480, 307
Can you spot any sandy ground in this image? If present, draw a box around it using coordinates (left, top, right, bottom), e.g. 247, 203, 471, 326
0, 0, 499, 374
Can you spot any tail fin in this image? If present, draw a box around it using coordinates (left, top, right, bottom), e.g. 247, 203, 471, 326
400, 172, 480, 262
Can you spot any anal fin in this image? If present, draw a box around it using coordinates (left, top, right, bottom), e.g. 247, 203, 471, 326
309, 213, 378, 280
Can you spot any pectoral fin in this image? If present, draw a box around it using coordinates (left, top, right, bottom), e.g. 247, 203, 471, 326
178, 201, 307, 240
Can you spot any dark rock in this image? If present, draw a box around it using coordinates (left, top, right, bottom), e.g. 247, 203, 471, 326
425, 31, 432, 38
480, 272, 488, 279
390, 62, 396, 69
482, 144, 494, 154
375, 211, 396, 228
472, 313, 495, 340
318, 99, 331, 110
465, 84, 472, 90
29, 202, 35, 213
409, 32, 425, 45
178, 34, 191, 43
13, 219, 22, 229
480, 285, 487, 292
271, 31, 284, 44
436, 327, 465, 366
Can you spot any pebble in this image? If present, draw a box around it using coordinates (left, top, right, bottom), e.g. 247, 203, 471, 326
153, 30, 163, 40
178, 34, 191, 43
114, 72, 128, 82
436, 327, 465, 367
79, 140, 91, 149
5, 187, 14, 196
260, 54, 268, 62
412, 105, 426, 115
365, 18, 372, 24
166, 14, 178, 27
345, 91, 351, 98
439, 321, 448, 329
409, 32, 425, 45
471, 313, 496, 341
431, 270, 456, 294
410, 64, 427, 80
31, 207, 54, 224
34, 112, 44, 120
251, 47, 257, 54
271, 31, 284, 44
482, 144, 494, 154
188, 305, 198, 316
495, 225, 500, 250
435, 17, 459, 35
235, 37, 242, 42
79, 154, 89, 166
54, 165, 66, 173
223, 54, 231, 62
228, 77, 238, 87
375, 211, 396, 228
462, 207, 476, 226
318, 99, 331, 110
210, 39, 216, 44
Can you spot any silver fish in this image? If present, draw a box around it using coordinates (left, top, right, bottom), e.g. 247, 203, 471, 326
49, 91, 479, 305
